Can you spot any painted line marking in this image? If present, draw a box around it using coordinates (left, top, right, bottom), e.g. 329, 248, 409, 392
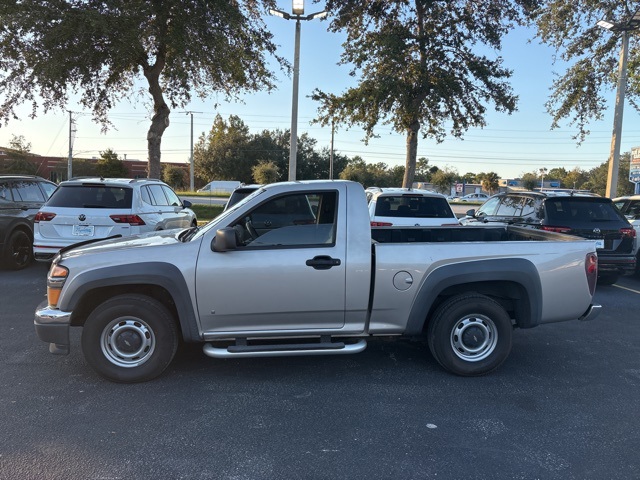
613, 284, 640, 294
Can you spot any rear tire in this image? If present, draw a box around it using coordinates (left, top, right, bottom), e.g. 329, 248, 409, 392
81, 294, 179, 383
427, 294, 512, 376
2, 230, 33, 270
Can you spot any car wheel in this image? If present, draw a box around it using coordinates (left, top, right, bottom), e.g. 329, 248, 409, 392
81, 294, 179, 383
427, 294, 512, 376
2, 229, 33, 270
597, 274, 619, 286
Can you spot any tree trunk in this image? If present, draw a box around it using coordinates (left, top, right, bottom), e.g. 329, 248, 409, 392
402, 121, 420, 188
144, 67, 169, 180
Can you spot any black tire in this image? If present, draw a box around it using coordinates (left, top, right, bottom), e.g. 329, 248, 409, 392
81, 294, 179, 383
427, 294, 512, 376
597, 275, 619, 286
2, 229, 33, 270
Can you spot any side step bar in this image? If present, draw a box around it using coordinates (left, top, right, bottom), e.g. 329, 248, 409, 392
203, 339, 367, 359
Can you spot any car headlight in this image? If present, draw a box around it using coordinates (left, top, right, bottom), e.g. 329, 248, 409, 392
47, 264, 69, 308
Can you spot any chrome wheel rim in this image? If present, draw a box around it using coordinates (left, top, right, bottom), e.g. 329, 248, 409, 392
450, 314, 498, 362
101, 317, 155, 368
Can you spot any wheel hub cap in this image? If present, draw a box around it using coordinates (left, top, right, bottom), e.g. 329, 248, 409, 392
451, 315, 498, 362
101, 318, 155, 368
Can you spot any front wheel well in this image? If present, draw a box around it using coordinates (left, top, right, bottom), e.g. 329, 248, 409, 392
70, 284, 181, 333
422, 280, 533, 333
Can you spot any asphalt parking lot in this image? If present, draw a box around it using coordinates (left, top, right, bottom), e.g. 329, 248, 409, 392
1, 263, 639, 480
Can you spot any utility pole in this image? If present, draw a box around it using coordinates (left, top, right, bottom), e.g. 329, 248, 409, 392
329, 119, 334, 180
181, 111, 201, 191
67, 111, 74, 180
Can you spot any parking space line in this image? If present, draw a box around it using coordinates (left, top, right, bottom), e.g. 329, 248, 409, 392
613, 284, 640, 295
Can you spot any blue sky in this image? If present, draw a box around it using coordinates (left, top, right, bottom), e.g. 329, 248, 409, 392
1, 3, 638, 182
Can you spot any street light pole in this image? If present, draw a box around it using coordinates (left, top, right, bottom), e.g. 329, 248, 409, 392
597, 10, 640, 198
270, 2, 327, 182
290, 18, 301, 182
605, 30, 629, 198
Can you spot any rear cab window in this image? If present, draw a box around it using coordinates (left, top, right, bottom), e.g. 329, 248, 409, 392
374, 194, 454, 218
544, 198, 628, 223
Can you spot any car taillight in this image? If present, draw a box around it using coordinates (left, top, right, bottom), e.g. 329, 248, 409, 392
585, 253, 598, 296
34, 212, 56, 222
371, 221, 393, 226
541, 226, 572, 233
621, 227, 636, 238
110, 214, 146, 226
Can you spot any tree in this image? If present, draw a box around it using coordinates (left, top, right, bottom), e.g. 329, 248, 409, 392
96, 149, 129, 178
8, 135, 31, 154
583, 153, 634, 196
0, 1, 284, 179
252, 161, 280, 184
520, 172, 538, 191
477, 172, 500, 194
564, 167, 590, 190
533, 2, 640, 142
431, 167, 459, 195
163, 164, 187, 190
312, 0, 534, 188
194, 115, 254, 183
1, 134, 37, 174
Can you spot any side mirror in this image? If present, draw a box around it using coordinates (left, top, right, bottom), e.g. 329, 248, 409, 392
466, 209, 476, 217
212, 227, 238, 252
182, 199, 192, 208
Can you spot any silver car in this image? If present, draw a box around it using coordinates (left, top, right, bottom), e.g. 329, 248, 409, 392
33, 177, 196, 261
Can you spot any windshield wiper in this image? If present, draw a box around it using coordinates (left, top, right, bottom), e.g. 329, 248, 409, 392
179, 225, 200, 242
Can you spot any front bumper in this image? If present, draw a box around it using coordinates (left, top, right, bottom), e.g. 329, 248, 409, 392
34, 300, 71, 355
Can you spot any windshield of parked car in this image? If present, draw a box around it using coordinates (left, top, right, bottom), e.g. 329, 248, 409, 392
545, 198, 628, 223
45, 185, 132, 209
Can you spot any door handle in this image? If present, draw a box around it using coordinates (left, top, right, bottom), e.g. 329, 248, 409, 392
306, 255, 341, 270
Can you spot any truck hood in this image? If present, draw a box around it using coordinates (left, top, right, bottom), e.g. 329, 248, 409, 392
60, 229, 187, 260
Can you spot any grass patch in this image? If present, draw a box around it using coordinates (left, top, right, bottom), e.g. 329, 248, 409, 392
176, 190, 230, 198
191, 204, 225, 223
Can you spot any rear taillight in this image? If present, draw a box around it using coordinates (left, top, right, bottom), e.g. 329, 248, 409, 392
585, 253, 598, 295
34, 212, 56, 222
541, 226, 571, 233
110, 214, 146, 226
621, 227, 636, 238
371, 221, 393, 227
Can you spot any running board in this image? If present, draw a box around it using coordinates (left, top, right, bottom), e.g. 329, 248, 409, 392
203, 339, 367, 359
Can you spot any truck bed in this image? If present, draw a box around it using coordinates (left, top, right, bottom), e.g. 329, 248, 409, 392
371, 225, 576, 243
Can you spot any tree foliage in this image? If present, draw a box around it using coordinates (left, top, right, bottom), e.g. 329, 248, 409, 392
162, 164, 187, 190
313, 0, 536, 188
477, 171, 501, 194
430, 167, 459, 194
0, 0, 284, 179
96, 149, 128, 178
252, 161, 280, 184
533, 1, 640, 141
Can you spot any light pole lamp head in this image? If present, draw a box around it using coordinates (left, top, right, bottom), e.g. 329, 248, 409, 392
292, 0, 304, 15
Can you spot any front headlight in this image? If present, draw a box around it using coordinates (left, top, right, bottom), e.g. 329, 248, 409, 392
47, 264, 69, 308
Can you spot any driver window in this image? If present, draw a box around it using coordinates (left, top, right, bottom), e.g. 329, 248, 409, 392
230, 191, 337, 248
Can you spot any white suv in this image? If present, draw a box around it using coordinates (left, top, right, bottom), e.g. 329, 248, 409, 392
33, 178, 197, 261
366, 188, 459, 226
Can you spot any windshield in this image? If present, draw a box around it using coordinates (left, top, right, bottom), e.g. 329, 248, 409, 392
189, 187, 266, 241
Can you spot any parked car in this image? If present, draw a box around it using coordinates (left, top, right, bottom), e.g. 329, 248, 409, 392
0, 175, 57, 269
197, 180, 241, 194
455, 192, 490, 202
613, 194, 640, 275
224, 184, 262, 211
33, 177, 197, 261
366, 188, 458, 226
460, 191, 637, 284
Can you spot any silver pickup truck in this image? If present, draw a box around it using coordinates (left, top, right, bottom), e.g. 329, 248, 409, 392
35, 180, 601, 383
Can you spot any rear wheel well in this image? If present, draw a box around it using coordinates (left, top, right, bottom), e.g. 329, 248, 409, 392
422, 280, 532, 333
70, 284, 181, 336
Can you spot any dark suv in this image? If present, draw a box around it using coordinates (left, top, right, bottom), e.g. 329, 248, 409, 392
460, 191, 637, 285
0, 175, 57, 270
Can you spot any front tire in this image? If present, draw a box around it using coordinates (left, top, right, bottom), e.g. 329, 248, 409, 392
427, 294, 512, 376
2, 230, 33, 270
81, 294, 179, 383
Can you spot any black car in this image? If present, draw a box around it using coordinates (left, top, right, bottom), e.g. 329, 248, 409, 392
224, 184, 262, 211
0, 175, 57, 270
460, 191, 636, 285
